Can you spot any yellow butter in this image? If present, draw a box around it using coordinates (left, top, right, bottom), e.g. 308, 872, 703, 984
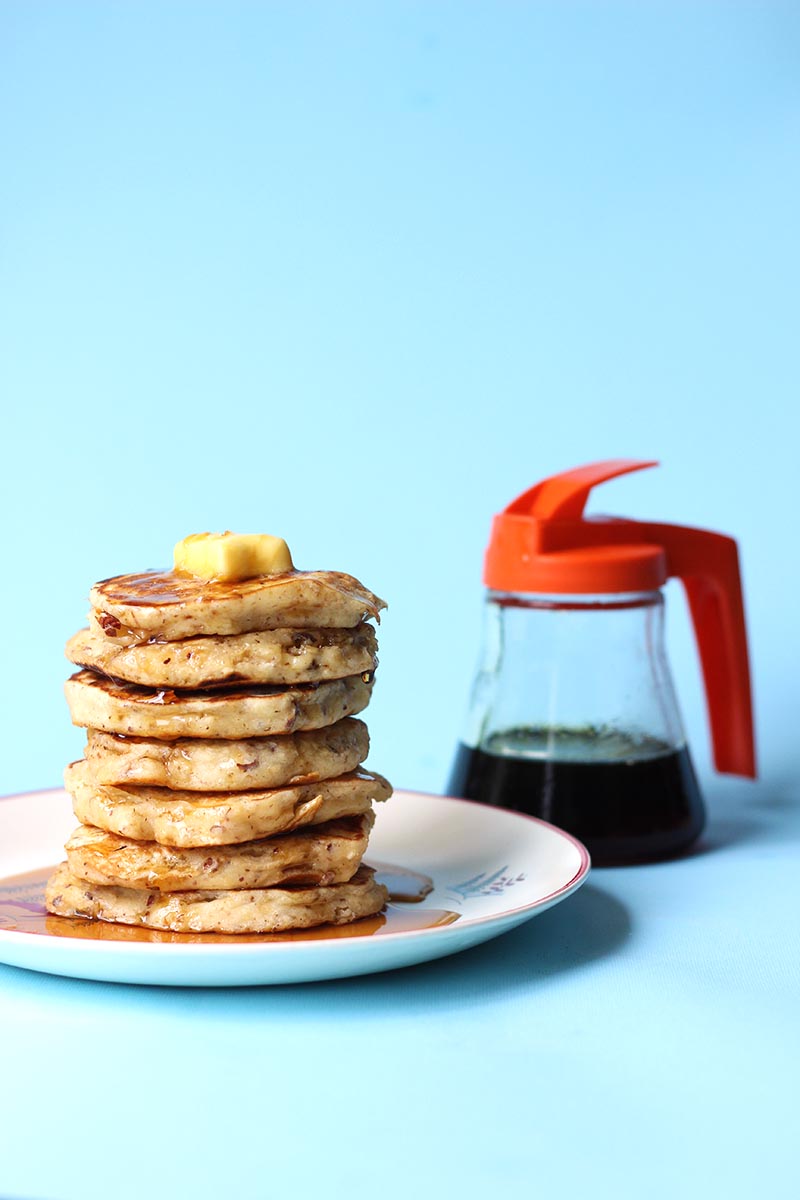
173, 532, 294, 581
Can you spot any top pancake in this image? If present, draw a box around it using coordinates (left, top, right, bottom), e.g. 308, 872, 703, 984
90, 569, 385, 643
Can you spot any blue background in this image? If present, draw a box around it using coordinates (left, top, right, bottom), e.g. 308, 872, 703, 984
0, 4, 798, 1200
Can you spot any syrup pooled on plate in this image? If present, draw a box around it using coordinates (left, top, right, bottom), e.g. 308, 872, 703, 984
0, 864, 458, 945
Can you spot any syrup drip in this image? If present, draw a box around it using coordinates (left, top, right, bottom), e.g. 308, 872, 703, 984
364, 861, 434, 904
0, 864, 458, 945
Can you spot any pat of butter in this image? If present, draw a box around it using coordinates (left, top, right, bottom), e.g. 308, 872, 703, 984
173, 532, 294, 581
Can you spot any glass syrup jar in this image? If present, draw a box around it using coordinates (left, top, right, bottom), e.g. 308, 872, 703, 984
447, 460, 756, 866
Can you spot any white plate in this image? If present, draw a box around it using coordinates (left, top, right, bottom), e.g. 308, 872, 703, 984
0, 788, 590, 987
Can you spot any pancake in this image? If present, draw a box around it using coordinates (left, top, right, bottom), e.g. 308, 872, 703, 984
65, 669, 374, 739
89, 568, 385, 644
45, 862, 388, 933
83, 718, 369, 791
64, 759, 393, 846
67, 623, 377, 689
64, 812, 374, 891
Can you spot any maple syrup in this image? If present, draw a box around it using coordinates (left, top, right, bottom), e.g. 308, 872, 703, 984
0, 863, 456, 944
449, 728, 704, 865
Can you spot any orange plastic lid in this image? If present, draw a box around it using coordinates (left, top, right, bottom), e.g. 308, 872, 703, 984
484, 460, 666, 594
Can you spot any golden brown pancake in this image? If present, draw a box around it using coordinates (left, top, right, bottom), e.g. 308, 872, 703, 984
65, 669, 374, 739
64, 813, 374, 891
90, 569, 385, 643
83, 718, 369, 791
67, 623, 377, 689
64, 758, 393, 846
45, 862, 388, 934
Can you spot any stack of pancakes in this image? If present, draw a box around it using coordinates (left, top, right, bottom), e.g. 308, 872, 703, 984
45, 566, 392, 934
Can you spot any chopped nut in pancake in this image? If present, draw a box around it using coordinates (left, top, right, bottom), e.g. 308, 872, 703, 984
90, 569, 385, 643
65, 669, 374, 739
65, 813, 374, 891
45, 862, 388, 934
64, 759, 392, 846
67, 623, 377, 688
83, 718, 369, 791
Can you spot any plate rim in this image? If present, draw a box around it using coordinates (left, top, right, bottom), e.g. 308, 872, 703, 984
0, 786, 591, 957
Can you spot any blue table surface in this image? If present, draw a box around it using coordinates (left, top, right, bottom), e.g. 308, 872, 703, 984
1, 765, 797, 1200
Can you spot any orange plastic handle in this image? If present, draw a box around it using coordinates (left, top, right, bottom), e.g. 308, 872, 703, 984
640, 521, 756, 778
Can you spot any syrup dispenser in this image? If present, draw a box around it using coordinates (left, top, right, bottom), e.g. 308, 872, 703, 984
448, 460, 756, 864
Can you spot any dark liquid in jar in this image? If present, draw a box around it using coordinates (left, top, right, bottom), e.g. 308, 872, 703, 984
448, 728, 705, 865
